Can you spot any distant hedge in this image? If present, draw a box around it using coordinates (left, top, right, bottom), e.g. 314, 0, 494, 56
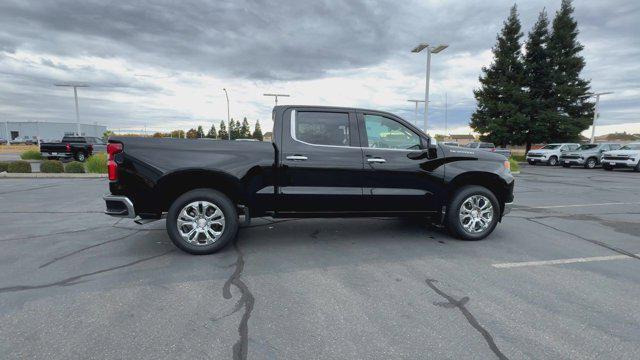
20, 150, 42, 160
65, 161, 85, 173
7, 161, 32, 173
41, 160, 64, 173
86, 153, 107, 173
0, 162, 8, 173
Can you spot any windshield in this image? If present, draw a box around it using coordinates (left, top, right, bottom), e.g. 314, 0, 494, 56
619, 144, 640, 150
541, 144, 560, 149
578, 144, 598, 150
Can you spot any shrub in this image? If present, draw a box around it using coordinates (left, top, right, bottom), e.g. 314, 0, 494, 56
0, 162, 8, 173
511, 154, 526, 162
86, 153, 108, 173
65, 161, 85, 173
7, 161, 32, 173
509, 157, 520, 172
20, 150, 42, 160
40, 160, 64, 173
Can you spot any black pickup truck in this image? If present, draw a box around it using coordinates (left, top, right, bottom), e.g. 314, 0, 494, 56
104, 105, 514, 254
40, 136, 105, 162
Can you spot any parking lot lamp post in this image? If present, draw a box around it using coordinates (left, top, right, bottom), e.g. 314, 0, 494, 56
407, 99, 425, 128
263, 93, 290, 106
411, 43, 448, 133
223, 88, 231, 140
55, 83, 89, 136
580, 91, 613, 143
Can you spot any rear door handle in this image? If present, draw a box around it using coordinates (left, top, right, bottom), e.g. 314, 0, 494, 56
367, 158, 386, 163
286, 155, 308, 161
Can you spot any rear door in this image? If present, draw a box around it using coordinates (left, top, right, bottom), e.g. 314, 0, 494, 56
357, 111, 445, 213
278, 108, 364, 213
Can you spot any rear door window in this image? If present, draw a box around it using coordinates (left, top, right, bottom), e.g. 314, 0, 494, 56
294, 112, 350, 146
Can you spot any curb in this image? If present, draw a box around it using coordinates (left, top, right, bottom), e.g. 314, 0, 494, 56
0, 172, 107, 178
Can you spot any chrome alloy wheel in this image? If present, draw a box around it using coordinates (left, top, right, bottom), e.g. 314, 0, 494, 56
458, 195, 494, 234
177, 201, 225, 245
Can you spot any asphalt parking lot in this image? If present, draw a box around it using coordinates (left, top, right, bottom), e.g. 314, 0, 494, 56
0, 165, 638, 359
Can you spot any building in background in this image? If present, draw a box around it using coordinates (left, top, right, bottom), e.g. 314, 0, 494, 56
2, 121, 107, 142
446, 134, 476, 146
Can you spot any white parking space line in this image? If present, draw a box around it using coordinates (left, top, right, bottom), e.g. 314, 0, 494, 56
492, 254, 640, 269
522, 202, 640, 209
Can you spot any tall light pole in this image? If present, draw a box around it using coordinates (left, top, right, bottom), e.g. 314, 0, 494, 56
407, 99, 425, 127
411, 43, 448, 133
263, 93, 290, 106
222, 88, 231, 140
444, 92, 448, 138
580, 91, 613, 143
55, 83, 89, 135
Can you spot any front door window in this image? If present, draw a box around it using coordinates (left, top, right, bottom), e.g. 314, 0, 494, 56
363, 115, 420, 150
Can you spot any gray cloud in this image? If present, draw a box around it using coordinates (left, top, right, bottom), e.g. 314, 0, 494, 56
0, 0, 638, 131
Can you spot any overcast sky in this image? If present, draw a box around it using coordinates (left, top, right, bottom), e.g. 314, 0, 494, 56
0, 0, 638, 136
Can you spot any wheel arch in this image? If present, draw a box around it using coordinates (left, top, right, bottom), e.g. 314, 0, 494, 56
448, 172, 510, 213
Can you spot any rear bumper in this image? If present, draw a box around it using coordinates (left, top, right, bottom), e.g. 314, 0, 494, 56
103, 194, 136, 218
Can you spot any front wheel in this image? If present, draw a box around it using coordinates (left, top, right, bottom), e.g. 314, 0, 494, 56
585, 158, 597, 169
166, 189, 238, 255
445, 186, 500, 241
548, 156, 558, 166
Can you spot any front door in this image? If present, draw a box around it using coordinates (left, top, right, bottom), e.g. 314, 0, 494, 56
358, 112, 445, 213
278, 108, 364, 213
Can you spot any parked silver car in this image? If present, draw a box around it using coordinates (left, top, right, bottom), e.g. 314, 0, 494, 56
602, 142, 640, 171
560, 143, 622, 169
526, 143, 580, 166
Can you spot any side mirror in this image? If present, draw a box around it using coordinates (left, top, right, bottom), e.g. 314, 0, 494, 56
426, 138, 438, 159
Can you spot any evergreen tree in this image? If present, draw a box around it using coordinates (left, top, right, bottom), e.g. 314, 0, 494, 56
229, 118, 241, 140
547, 0, 593, 141
196, 125, 205, 138
523, 9, 554, 152
240, 117, 251, 139
252, 120, 264, 141
218, 120, 228, 139
206, 123, 217, 138
470, 5, 529, 147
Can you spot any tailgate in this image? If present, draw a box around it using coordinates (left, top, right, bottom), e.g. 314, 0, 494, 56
40, 143, 69, 153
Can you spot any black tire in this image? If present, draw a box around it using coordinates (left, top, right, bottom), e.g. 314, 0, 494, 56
548, 156, 558, 166
584, 157, 597, 169
635, 162, 640, 172
603, 164, 613, 171
75, 151, 86, 162
445, 185, 500, 241
166, 188, 238, 255
528, 160, 535, 165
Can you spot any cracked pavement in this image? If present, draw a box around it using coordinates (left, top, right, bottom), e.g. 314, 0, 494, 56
0, 165, 639, 359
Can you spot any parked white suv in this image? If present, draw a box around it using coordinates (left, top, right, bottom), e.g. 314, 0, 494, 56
601, 143, 640, 172
526, 143, 580, 166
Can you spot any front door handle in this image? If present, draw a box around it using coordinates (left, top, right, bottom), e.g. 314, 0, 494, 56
286, 155, 308, 161
367, 158, 386, 163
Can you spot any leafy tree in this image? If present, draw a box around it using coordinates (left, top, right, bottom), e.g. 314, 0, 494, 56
206, 123, 217, 139
170, 130, 185, 138
252, 120, 264, 141
218, 120, 228, 139
196, 125, 205, 138
546, 0, 593, 141
240, 117, 251, 139
186, 128, 198, 139
152, 132, 164, 138
470, 5, 528, 147
523, 9, 554, 152
102, 130, 114, 141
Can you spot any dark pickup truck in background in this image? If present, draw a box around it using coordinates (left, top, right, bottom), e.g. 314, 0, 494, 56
40, 136, 106, 162
104, 105, 514, 254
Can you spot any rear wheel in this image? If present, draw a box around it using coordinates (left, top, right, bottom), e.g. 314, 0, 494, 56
548, 156, 558, 166
75, 151, 86, 162
446, 186, 500, 241
166, 189, 238, 255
